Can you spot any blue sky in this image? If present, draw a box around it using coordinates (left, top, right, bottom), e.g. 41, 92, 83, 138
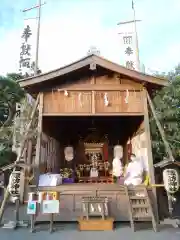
0, 0, 180, 75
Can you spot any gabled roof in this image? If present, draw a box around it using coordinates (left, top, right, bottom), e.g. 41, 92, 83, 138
18, 54, 168, 88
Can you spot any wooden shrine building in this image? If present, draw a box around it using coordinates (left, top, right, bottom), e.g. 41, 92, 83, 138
18, 54, 168, 222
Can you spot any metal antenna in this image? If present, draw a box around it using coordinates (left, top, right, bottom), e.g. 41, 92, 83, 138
132, 0, 140, 71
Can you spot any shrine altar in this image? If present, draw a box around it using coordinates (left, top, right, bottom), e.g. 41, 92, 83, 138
27, 183, 153, 222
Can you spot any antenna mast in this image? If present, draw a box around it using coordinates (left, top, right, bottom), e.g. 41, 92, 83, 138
132, 0, 140, 71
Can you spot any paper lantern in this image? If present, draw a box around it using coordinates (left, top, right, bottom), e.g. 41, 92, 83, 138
64, 146, 74, 162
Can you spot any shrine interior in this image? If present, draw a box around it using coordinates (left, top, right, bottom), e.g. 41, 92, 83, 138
41, 116, 143, 183
43, 116, 143, 145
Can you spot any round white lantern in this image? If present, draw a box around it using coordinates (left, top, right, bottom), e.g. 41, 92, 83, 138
113, 145, 123, 159
64, 146, 74, 162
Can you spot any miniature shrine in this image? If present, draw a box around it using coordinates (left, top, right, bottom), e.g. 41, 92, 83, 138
17, 54, 168, 222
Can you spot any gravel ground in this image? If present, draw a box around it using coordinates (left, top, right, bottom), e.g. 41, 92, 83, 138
1, 205, 180, 240
0, 222, 180, 240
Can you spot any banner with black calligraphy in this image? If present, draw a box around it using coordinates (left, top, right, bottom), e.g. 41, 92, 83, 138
19, 18, 36, 77
118, 22, 138, 71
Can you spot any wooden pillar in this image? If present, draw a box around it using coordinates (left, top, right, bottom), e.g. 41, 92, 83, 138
143, 88, 159, 222
18, 95, 40, 202
35, 93, 44, 167
123, 143, 128, 165
91, 75, 96, 114
27, 140, 33, 172
20, 140, 33, 202
143, 89, 155, 184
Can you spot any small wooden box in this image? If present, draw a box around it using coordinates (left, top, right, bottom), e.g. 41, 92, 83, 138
78, 217, 114, 231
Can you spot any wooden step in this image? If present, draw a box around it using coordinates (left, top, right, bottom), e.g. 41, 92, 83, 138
125, 186, 158, 232
131, 204, 149, 208
78, 217, 114, 231
129, 196, 147, 200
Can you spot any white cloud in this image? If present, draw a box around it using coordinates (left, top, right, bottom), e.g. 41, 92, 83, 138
0, 29, 22, 75
146, 43, 180, 73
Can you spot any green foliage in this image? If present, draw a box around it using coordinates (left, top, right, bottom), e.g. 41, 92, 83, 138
150, 67, 180, 162
0, 73, 25, 166
0, 74, 25, 126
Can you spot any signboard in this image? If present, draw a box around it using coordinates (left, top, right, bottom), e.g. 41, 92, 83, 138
42, 200, 60, 214
27, 201, 37, 215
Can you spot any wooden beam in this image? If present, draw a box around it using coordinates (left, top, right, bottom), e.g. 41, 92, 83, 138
27, 140, 33, 173
0, 94, 40, 222
42, 112, 144, 117
35, 93, 44, 166
92, 91, 95, 114
143, 89, 155, 184
17, 94, 40, 162
143, 88, 159, 223
53, 85, 142, 91
91, 75, 96, 114
89, 62, 96, 70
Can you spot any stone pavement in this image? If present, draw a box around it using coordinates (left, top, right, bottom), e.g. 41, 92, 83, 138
1, 205, 180, 240
0, 223, 180, 240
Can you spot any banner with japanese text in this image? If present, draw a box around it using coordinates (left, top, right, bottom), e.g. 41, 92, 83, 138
19, 18, 36, 77
118, 22, 138, 71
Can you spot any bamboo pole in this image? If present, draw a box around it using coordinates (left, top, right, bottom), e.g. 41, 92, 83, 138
35, 93, 43, 166
16, 94, 40, 162
143, 90, 155, 184
146, 91, 175, 162
132, 0, 140, 71
0, 94, 40, 222
143, 89, 159, 223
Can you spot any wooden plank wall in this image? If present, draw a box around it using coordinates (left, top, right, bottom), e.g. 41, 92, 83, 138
42, 75, 144, 115
44, 90, 92, 114
95, 91, 143, 113
39, 133, 60, 173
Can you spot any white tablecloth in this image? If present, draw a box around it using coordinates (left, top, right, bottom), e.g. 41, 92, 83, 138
38, 174, 62, 187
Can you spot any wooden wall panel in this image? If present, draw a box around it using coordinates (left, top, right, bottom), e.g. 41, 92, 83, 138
43, 91, 92, 114
39, 132, 60, 173
96, 76, 142, 89
95, 91, 143, 113
59, 78, 92, 90
96, 75, 120, 85
120, 78, 142, 87
43, 90, 143, 114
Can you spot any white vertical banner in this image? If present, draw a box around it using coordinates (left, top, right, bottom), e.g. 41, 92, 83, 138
19, 18, 37, 76
118, 22, 138, 71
